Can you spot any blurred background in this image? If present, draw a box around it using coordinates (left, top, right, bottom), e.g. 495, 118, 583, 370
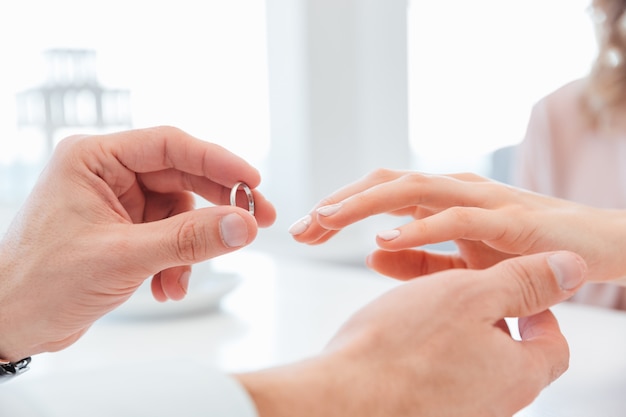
0, 0, 596, 258
3, 5, 623, 415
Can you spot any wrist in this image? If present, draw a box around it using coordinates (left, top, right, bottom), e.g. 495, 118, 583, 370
0, 242, 39, 362
0, 313, 36, 362
235, 356, 342, 417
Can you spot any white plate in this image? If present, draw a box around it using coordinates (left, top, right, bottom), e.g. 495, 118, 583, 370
109, 262, 241, 320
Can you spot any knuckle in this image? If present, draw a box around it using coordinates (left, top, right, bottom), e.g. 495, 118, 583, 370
504, 261, 544, 312
397, 171, 426, 186
54, 134, 87, 156
316, 196, 338, 209
152, 124, 182, 136
462, 172, 484, 182
523, 351, 567, 394
54, 135, 77, 152
364, 167, 399, 182
174, 219, 205, 263
550, 353, 570, 380
446, 206, 472, 225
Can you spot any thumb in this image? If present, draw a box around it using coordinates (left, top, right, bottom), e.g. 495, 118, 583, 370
486, 251, 587, 319
132, 206, 258, 271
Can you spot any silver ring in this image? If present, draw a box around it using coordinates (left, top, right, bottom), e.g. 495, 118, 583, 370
230, 182, 255, 215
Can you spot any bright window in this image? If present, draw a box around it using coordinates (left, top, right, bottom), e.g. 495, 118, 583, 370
0, 0, 270, 208
408, 0, 597, 174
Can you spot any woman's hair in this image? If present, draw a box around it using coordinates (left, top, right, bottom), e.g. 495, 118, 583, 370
585, 0, 626, 124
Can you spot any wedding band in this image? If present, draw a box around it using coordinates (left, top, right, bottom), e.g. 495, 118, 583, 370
230, 182, 255, 215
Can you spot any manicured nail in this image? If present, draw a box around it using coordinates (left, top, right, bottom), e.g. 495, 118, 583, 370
220, 213, 249, 247
547, 252, 586, 291
377, 229, 401, 241
288, 214, 312, 235
179, 270, 190, 295
316, 203, 342, 217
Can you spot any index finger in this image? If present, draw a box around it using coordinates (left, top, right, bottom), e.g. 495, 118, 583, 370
289, 169, 410, 243
316, 172, 497, 229
291, 170, 497, 245
93, 126, 262, 189
513, 309, 570, 400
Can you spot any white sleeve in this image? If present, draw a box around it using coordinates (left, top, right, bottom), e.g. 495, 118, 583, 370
0, 361, 259, 417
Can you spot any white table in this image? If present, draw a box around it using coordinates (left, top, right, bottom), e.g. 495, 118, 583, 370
3, 249, 626, 416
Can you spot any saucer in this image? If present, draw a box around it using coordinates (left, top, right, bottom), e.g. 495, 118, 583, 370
109, 262, 241, 320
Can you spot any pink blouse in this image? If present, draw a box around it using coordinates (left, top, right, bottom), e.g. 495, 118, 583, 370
513, 78, 626, 309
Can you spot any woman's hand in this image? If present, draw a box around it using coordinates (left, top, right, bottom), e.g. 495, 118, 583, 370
289, 169, 625, 283
0, 126, 276, 361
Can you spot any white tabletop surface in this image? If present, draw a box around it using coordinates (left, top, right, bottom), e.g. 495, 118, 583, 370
2, 248, 626, 416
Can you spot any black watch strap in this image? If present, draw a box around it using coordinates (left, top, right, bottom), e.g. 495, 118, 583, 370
0, 357, 31, 382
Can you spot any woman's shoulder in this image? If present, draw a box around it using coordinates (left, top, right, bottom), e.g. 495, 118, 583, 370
526, 79, 586, 123
535, 78, 586, 128
541, 78, 587, 109
523, 79, 592, 147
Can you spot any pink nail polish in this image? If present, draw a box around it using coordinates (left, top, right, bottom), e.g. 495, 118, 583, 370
316, 203, 342, 217
288, 215, 312, 235
377, 229, 401, 241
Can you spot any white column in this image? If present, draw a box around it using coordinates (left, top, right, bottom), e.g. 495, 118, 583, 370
264, 0, 410, 260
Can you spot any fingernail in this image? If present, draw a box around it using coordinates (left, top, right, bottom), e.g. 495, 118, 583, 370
288, 214, 312, 235
179, 270, 190, 295
316, 203, 342, 217
220, 213, 249, 248
377, 229, 401, 241
548, 252, 586, 291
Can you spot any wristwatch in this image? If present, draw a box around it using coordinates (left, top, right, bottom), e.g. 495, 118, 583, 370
0, 357, 31, 382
